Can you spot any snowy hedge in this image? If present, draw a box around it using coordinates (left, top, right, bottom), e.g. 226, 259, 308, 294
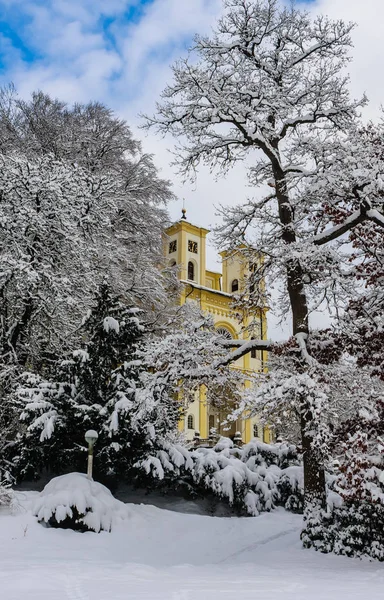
139, 438, 304, 516
303, 429, 384, 561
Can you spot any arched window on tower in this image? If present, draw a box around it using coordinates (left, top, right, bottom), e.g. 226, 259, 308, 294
188, 261, 195, 281
253, 424, 259, 438
231, 279, 239, 293
187, 414, 194, 430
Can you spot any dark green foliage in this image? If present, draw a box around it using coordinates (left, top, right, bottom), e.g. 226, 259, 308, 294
13, 283, 179, 483
46, 506, 93, 533
331, 502, 384, 560
276, 471, 304, 513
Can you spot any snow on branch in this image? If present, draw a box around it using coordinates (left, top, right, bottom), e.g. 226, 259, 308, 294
311, 205, 384, 246
367, 208, 384, 228
295, 333, 317, 367
311, 209, 365, 246
217, 338, 273, 367
279, 108, 345, 140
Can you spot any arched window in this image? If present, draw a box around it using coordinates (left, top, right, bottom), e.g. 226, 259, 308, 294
216, 327, 232, 340
231, 279, 239, 292
253, 424, 259, 438
169, 259, 176, 267
188, 261, 195, 281
187, 414, 194, 430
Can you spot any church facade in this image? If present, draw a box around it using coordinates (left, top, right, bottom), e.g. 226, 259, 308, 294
165, 212, 270, 444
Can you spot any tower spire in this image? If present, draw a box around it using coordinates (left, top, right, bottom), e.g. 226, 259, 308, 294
181, 198, 187, 220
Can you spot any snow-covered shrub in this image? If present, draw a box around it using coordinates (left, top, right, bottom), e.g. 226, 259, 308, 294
0, 481, 14, 507
303, 406, 384, 560
141, 438, 304, 516
276, 467, 304, 513
331, 503, 384, 561
328, 432, 384, 560
33, 473, 131, 533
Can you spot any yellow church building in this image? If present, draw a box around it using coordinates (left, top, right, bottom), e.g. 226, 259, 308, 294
165, 210, 271, 445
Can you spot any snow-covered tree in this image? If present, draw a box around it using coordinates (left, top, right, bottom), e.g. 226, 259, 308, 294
144, 0, 384, 549
142, 302, 247, 410
0, 153, 112, 368
14, 284, 179, 482
0, 88, 177, 374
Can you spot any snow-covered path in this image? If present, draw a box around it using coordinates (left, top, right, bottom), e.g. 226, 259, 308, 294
1, 492, 383, 599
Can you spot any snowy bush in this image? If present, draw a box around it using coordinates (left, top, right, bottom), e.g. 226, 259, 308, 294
331, 503, 384, 561
302, 413, 384, 561
0, 482, 14, 507
33, 473, 131, 533
330, 432, 384, 560
276, 467, 304, 514
140, 438, 304, 516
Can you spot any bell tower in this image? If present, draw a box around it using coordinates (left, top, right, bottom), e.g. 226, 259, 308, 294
220, 248, 247, 294
165, 209, 209, 286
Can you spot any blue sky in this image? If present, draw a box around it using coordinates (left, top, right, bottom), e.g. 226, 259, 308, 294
0, 0, 214, 106
0, 0, 318, 106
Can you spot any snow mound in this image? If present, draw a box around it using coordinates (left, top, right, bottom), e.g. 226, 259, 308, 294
33, 473, 131, 533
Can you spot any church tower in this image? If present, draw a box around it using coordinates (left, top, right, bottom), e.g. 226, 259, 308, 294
165, 208, 210, 287
164, 210, 269, 444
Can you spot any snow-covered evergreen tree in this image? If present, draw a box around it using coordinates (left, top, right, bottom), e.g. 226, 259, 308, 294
15, 284, 179, 482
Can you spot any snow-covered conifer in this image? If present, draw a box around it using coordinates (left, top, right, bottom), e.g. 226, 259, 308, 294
15, 284, 179, 482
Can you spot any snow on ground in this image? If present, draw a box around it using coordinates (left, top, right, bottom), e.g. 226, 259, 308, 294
1, 491, 383, 600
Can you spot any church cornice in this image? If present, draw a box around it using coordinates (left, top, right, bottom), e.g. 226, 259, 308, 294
181, 280, 233, 298
166, 221, 210, 237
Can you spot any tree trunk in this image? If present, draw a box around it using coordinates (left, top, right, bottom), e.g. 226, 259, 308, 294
8, 295, 34, 364
301, 411, 327, 508
272, 159, 327, 509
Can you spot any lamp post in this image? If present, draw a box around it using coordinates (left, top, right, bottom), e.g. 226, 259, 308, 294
85, 430, 98, 480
